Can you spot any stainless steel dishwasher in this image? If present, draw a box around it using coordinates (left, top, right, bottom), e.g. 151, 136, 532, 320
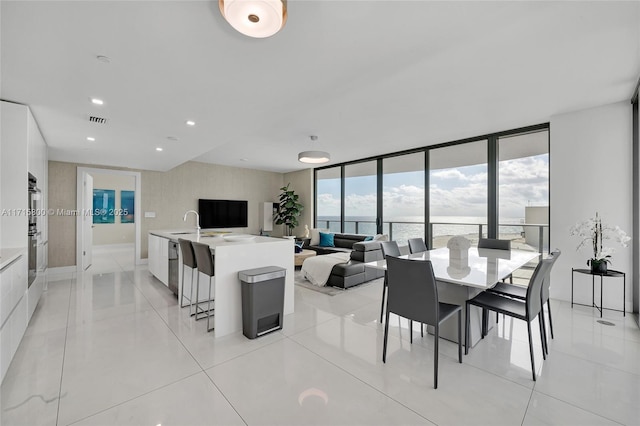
168, 241, 179, 296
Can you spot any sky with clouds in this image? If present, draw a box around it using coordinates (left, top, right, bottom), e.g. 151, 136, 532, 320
317, 154, 548, 220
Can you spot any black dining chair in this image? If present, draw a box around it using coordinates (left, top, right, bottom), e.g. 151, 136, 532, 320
478, 238, 512, 283
379, 241, 401, 323
408, 237, 428, 254
383, 255, 462, 389
465, 253, 556, 381
191, 241, 215, 332
177, 238, 197, 314
487, 250, 561, 354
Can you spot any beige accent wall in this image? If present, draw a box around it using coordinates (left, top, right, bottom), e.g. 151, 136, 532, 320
283, 168, 314, 238
140, 161, 284, 257
48, 161, 80, 267
48, 160, 286, 267
92, 173, 136, 245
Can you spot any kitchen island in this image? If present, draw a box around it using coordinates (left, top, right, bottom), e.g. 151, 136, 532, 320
148, 230, 294, 337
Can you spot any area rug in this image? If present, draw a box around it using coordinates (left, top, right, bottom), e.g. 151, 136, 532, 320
294, 269, 344, 295
293, 269, 378, 296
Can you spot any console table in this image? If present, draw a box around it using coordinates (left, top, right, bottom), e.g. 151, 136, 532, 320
571, 268, 626, 317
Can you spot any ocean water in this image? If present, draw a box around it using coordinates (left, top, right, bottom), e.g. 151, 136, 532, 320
316, 215, 526, 244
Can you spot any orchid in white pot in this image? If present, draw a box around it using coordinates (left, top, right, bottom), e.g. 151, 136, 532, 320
569, 212, 630, 273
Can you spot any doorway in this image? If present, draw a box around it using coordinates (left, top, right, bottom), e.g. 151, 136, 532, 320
76, 167, 142, 271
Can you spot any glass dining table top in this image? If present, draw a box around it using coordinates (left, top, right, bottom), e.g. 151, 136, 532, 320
366, 247, 540, 289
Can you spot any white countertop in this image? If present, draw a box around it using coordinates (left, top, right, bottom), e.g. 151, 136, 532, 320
149, 229, 292, 251
0, 247, 26, 270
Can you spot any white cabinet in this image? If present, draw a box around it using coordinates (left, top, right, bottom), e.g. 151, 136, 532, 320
0, 102, 29, 250
0, 101, 48, 260
0, 254, 28, 384
28, 274, 44, 321
148, 234, 169, 286
0, 255, 26, 328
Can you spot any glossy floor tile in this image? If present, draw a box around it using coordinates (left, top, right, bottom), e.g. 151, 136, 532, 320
1, 246, 639, 425
206, 338, 433, 426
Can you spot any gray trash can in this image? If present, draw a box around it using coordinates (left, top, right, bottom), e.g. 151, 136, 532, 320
238, 266, 286, 339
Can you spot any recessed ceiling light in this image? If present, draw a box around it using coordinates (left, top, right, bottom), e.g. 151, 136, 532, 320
156, 147, 163, 152
91, 98, 104, 105
186, 120, 196, 126
86, 137, 95, 142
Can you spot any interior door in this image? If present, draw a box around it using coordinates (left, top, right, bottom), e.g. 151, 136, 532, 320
82, 172, 93, 270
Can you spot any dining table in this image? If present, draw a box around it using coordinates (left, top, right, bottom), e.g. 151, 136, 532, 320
366, 247, 540, 346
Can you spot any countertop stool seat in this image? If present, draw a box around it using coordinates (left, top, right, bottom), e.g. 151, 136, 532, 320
177, 238, 197, 315
191, 241, 215, 332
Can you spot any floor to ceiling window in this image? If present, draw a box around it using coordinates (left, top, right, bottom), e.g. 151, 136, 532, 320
314, 124, 549, 252
429, 140, 488, 248
344, 161, 377, 235
316, 166, 341, 232
498, 129, 549, 253
382, 153, 425, 245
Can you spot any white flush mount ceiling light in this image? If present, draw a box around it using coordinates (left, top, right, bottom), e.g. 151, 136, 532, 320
219, 0, 287, 38
86, 137, 95, 142
298, 135, 330, 164
91, 98, 104, 105
185, 120, 196, 126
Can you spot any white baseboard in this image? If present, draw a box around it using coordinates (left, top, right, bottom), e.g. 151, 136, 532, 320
47, 266, 76, 275
92, 243, 135, 249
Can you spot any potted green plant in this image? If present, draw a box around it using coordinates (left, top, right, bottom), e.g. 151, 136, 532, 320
274, 183, 303, 237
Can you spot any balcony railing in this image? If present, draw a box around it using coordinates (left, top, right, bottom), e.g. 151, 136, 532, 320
315, 219, 549, 254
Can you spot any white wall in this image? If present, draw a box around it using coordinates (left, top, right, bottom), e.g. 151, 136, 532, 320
550, 101, 633, 312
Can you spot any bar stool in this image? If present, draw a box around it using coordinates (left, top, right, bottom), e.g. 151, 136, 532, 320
177, 238, 197, 315
191, 241, 215, 332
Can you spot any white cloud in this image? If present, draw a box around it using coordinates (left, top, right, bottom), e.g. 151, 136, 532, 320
431, 169, 466, 180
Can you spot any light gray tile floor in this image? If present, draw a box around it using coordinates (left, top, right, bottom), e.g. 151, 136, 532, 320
2, 245, 639, 425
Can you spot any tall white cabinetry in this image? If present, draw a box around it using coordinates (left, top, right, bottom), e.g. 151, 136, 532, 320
0, 101, 48, 384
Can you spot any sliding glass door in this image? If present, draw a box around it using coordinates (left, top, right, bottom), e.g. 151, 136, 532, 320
498, 130, 549, 253
316, 167, 341, 232
429, 140, 488, 248
382, 153, 425, 245
344, 161, 377, 235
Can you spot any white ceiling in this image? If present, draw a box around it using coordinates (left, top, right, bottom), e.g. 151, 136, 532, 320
2, 1, 639, 173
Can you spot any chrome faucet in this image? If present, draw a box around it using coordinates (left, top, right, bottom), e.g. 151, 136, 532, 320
183, 210, 201, 234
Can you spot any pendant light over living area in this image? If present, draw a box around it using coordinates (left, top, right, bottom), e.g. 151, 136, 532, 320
219, 0, 287, 38
298, 135, 330, 164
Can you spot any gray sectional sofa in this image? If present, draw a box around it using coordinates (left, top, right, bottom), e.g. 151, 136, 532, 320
304, 233, 385, 289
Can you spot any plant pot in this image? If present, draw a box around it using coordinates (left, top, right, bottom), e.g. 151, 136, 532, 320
589, 259, 608, 274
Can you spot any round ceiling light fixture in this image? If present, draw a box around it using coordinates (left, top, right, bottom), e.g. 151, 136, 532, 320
219, 0, 287, 38
298, 135, 330, 164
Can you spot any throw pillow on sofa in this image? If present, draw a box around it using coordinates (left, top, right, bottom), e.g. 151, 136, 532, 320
373, 234, 389, 242
310, 228, 329, 246
319, 232, 335, 247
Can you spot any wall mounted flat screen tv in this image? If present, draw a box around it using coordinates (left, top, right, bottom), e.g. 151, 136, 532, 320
198, 199, 248, 229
